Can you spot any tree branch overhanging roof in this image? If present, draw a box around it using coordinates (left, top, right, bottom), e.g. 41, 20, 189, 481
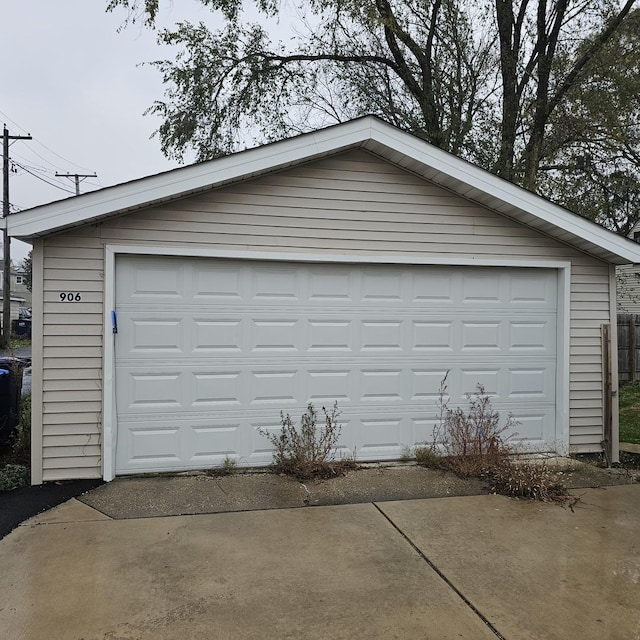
7, 115, 640, 265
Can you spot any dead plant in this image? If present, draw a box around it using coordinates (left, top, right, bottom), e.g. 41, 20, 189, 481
260, 402, 354, 479
422, 373, 575, 504
430, 373, 517, 477
488, 459, 577, 505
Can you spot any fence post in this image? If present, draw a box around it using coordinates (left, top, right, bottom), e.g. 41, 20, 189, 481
631, 315, 637, 382
602, 323, 612, 467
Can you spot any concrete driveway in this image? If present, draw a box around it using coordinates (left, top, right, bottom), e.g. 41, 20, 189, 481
1, 484, 639, 640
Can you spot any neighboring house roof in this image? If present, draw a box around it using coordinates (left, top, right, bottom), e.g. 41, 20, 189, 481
5, 116, 640, 265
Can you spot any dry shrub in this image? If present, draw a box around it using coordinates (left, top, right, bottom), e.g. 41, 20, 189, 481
419, 374, 575, 504
260, 402, 355, 479
488, 459, 575, 504
431, 374, 517, 477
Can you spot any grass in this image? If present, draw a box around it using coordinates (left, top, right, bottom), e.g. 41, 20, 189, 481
618, 382, 640, 444
9, 336, 31, 349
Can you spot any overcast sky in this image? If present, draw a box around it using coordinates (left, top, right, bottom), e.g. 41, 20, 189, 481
3, 1, 226, 262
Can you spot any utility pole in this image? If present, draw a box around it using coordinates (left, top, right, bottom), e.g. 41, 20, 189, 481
55, 172, 97, 196
2, 125, 31, 349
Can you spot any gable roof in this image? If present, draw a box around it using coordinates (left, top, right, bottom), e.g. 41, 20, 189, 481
5, 116, 640, 265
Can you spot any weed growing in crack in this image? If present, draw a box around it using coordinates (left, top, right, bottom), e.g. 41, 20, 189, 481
414, 373, 576, 504
206, 455, 237, 477
259, 402, 356, 480
428, 373, 518, 477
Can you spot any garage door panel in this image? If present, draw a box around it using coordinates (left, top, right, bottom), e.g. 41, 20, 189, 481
462, 273, 502, 303
361, 270, 404, 302
307, 370, 352, 403
130, 318, 183, 352
193, 320, 243, 352
508, 271, 556, 306
413, 272, 455, 302
117, 362, 555, 412
507, 368, 552, 399
117, 312, 556, 358
308, 320, 353, 351
410, 369, 451, 399
360, 417, 403, 453
124, 424, 182, 468
360, 369, 403, 402
192, 372, 243, 407
506, 409, 556, 443
119, 371, 184, 410
509, 321, 555, 352
412, 321, 454, 352
193, 263, 244, 300
252, 265, 300, 300
308, 269, 353, 301
115, 257, 559, 474
361, 320, 404, 351
251, 320, 300, 352
250, 370, 300, 406
188, 423, 242, 461
460, 368, 500, 395
127, 261, 185, 299
461, 322, 501, 352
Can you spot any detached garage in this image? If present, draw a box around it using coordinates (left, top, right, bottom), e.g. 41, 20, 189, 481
7, 116, 640, 483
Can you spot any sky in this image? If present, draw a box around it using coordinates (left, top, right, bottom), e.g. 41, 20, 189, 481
2, 1, 225, 263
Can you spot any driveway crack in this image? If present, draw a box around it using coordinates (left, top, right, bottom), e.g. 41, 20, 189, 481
372, 502, 506, 640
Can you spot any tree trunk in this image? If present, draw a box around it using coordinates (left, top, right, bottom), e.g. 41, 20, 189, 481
495, 0, 520, 181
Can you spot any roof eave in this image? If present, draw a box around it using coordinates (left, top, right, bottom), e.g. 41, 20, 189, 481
7, 116, 640, 265
6, 119, 377, 240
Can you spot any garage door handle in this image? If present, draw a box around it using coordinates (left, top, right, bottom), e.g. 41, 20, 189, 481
111, 310, 118, 334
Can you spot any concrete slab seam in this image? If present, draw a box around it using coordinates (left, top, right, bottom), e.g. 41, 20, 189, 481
372, 502, 507, 640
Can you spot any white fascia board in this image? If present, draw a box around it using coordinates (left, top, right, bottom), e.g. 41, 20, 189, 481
364, 119, 640, 265
7, 118, 377, 239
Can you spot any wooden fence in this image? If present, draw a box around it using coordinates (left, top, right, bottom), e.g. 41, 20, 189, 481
618, 314, 640, 383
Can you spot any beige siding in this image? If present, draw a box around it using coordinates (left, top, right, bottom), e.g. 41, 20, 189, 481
38, 149, 611, 479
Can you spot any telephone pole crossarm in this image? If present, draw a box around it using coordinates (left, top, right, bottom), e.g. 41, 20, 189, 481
55, 172, 97, 196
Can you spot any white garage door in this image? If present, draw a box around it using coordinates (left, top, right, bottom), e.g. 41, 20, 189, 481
114, 256, 557, 474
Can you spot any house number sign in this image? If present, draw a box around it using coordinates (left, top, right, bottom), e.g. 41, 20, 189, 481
59, 292, 82, 302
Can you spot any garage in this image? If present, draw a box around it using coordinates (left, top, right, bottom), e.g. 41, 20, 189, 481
9, 116, 640, 483
114, 254, 558, 474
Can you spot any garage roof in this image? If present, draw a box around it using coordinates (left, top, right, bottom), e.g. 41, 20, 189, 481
5, 116, 640, 265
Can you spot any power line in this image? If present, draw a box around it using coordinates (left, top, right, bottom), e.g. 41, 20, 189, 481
12, 160, 75, 194
11, 153, 102, 195
10, 155, 49, 174
11, 154, 89, 192
0, 107, 94, 172
0, 108, 28, 135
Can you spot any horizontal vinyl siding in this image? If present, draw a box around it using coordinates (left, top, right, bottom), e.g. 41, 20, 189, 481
40, 149, 611, 477
568, 262, 609, 453
40, 238, 103, 480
